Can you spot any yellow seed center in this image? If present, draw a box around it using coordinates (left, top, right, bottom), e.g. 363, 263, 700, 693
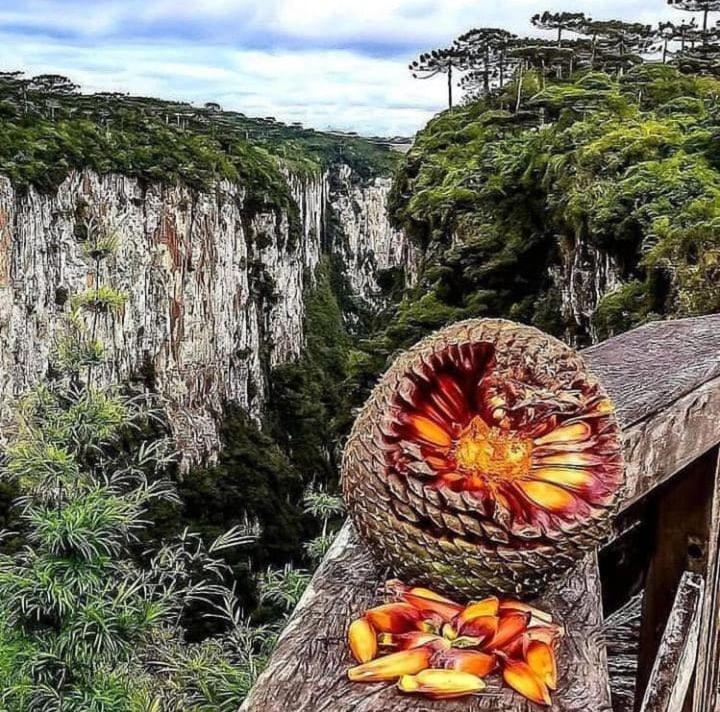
454, 416, 532, 480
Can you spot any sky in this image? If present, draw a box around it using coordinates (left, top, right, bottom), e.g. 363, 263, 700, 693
0, 1, 684, 137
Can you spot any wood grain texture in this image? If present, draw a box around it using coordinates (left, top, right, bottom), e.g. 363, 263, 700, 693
243, 316, 720, 712
634, 448, 718, 708
693, 453, 720, 712
638, 571, 704, 712
583, 315, 720, 510
583, 314, 720, 430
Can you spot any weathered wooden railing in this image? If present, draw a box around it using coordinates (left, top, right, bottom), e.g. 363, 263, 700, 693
242, 315, 720, 712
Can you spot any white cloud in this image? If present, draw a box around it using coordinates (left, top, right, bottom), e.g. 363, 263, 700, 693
0, 1, 698, 135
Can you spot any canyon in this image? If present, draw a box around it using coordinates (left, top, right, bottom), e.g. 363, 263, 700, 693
0, 165, 411, 467
0, 160, 624, 470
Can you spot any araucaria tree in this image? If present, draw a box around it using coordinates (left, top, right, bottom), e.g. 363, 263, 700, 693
656, 20, 698, 61
668, 0, 720, 33
0, 207, 263, 710
531, 11, 587, 45
409, 45, 472, 108
578, 19, 655, 73
456, 28, 517, 97
410, 4, 720, 107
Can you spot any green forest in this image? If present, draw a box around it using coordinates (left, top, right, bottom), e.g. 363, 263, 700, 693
2, 0, 720, 709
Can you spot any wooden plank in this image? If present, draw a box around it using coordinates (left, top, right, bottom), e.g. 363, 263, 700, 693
241, 523, 612, 712
614, 375, 720, 512
605, 593, 643, 712
693, 453, 720, 712
583, 315, 720, 511
582, 315, 720, 429
638, 571, 704, 712
634, 448, 719, 709
243, 315, 720, 711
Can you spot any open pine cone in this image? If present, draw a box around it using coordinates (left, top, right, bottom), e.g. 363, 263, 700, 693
342, 319, 624, 596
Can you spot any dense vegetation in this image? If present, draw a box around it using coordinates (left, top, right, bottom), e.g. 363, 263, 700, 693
0, 207, 346, 709
379, 66, 720, 355
0, 216, 273, 710
348, 4, 720, 400
0, 71, 398, 240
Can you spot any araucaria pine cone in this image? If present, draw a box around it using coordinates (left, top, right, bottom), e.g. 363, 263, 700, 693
342, 319, 624, 596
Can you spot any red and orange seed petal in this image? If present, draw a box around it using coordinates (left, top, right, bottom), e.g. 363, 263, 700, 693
456, 596, 500, 627
417, 399, 453, 427
402, 588, 463, 621
347, 647, 432, 682
433, 649, 496, 677
407, 587, 460, 607
418, 613, 445, 633
438, 472, 466, 491
465, 474, 488, 491
530, 466, 595, 490
379, 631, 450, 651
516, 480, 578, 513
526, 625, 563, 645
526, 640, 558, 690
437, 373, 466, 411
502, 659, 552, 706
498, 598, 553, 624
396, 674, 420, 693
441, 623, 458, 640
498, 600, 554, 626
365, 602, 422, 633
407, 413, 453, 447
348, 618, 377, 663
587, 397, 614, 415
533, 439, 596, 455
502, 631, 527, 659
534, 451, 603, 467
424, 455, 453, 472
485, 613, 529, 651
398, 668, 486, 699
534, 421, 591, 446
428, 388, 462, 422
459, 614, 499, 641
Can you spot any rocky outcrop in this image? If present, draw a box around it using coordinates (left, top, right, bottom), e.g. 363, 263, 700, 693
0, 166, 407, 467
328, 165, 417, 302
551, 233, 623, 345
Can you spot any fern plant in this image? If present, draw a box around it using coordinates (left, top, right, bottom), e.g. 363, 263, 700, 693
302, 484, 344, 563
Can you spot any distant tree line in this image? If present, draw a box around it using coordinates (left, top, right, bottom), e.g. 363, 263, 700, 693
410, 2, 720, 107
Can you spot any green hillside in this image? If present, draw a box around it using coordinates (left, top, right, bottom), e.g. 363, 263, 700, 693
357, 65, 720, 380
0, 71, 398, 194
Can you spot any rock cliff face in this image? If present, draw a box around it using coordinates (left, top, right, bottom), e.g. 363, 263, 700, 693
0, 166, 406, 466
327, 165, 417, 303
551, 233, 623, 345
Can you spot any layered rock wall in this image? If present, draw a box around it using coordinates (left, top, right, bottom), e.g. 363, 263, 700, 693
0, 166, 407, 465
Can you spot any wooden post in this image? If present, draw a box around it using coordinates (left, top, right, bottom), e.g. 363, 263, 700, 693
638, 571, 704, 712
634, 447, 720, 710
693, 453, 720, 712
